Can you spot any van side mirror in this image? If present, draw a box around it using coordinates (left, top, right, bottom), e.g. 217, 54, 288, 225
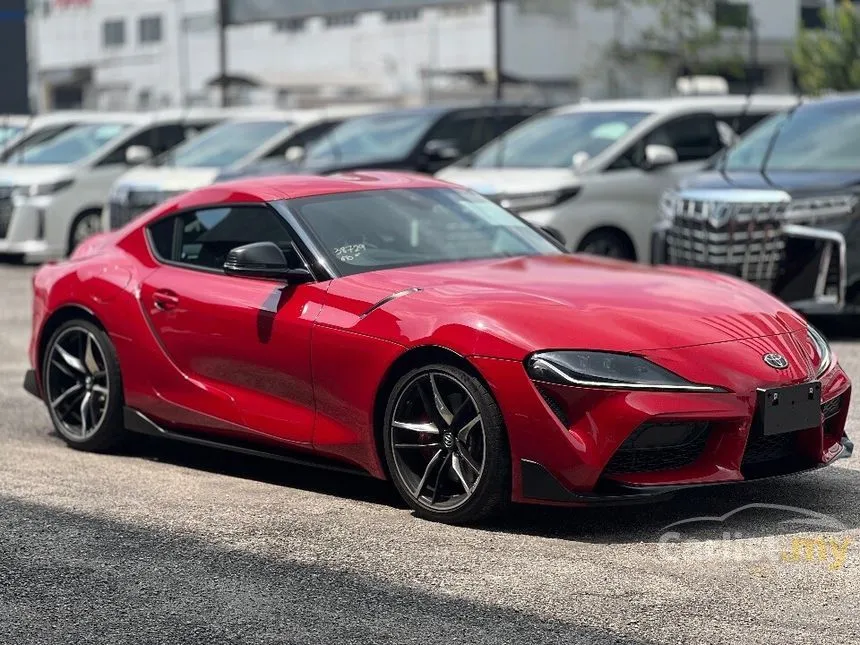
223, 241, 312, 283
643, 144, 678, 171
285, 145, 305, 163
125, 145, 153, 166
423, 139, 461, 162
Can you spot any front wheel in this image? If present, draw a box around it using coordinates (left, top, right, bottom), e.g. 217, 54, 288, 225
383, 363, 510, 524
68, 211, 103, 255
42, 319, 126, 452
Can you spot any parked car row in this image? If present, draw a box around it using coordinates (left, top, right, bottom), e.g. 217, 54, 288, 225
3, 92, 859, 315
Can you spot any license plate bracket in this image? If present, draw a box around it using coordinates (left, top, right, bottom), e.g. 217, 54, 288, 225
757, 382, 822, 436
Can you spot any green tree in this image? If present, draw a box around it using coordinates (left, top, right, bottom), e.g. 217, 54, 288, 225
792, 0, 860, 94
593, 0, 744, 75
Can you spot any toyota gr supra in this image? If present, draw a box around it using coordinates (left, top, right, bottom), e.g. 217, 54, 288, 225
23, 171, 853, 524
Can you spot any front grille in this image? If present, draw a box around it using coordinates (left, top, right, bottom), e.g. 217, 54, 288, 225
108, 200, 150, 230
0, 186, 13, 239
604, 422, 709, 474
665, 198, 788, 291
822, 395, 843, 420
109, 188, 182, 230
741, 432, 798, 467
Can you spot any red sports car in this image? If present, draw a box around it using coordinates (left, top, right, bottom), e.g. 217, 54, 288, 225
23, 172, 852, 524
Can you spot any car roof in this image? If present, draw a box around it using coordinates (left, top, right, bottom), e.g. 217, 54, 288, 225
553, 94, 801, 116
143, 171, 453, 220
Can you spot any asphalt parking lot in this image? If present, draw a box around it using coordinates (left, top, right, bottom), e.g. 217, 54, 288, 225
0, 264, 858, 645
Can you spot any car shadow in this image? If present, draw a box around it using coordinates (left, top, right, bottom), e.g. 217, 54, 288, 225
127, 433, 860, 545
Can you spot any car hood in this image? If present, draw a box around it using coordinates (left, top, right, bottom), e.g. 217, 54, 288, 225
679, 170, 860, 196
0, 164, 75, 186
435, 167, 581, 197
114, 165, 220, 193
326, 254, 807, 358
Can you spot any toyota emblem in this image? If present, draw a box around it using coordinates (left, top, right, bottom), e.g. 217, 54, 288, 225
763, 353, 789, 369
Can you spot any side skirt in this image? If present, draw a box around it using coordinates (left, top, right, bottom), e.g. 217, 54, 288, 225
123, 407, 371, 478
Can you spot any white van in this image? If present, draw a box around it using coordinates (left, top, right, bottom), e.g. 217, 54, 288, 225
103, 105, 385, 232
437, 95, 799, 262
0, 109, 234, 262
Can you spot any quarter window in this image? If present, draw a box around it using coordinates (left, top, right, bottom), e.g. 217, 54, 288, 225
646, 115, 722, 163
148, 205, 303, 272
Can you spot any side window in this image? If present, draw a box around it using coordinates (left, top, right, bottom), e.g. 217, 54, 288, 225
425, 115, 482, 154
264, 121, 336, 159
98, 123, 206, 166
147, 205, 303, 272
646, 114, 722, 162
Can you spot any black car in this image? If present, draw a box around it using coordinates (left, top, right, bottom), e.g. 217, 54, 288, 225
216, 104, 546, 181
653, 93, 860, 315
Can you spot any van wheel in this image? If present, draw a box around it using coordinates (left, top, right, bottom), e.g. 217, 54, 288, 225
68, 210, 103, 255
577, 229, 635, 260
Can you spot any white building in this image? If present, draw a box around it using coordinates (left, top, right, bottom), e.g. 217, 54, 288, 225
27, 0, 844, 112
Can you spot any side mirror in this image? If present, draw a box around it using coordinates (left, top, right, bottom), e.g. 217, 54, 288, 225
284, 145, 305, 163
571, 151, 591, 173
540, 225, 567, 248
643, 144, 678, 171
125, 145, 153, 166
223, 241, 313, 283
423, 139, 461, 162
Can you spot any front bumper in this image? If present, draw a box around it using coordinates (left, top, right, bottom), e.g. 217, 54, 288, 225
471, 343, 852, 507
0, 199, 65, 262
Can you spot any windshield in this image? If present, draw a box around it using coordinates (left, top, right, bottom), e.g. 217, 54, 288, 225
1, 124, 75, 162
0, 125, 24, 145
303, 112, 436, 166
163, 120, 293, 168
12, 122, 132, 165
285, 187, 562, 276
470, 111, 651, 168
723, 101, 860, 171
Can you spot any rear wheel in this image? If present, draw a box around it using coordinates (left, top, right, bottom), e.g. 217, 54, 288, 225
42, 319, 126, 452
383, 363, 510, 524
577, 229, 634, 260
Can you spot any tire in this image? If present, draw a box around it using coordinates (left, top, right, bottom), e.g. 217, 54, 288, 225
383, 363, 510, 524
41, 319, 126, 452
68, 210, 103, 255
577, 229, 635, 260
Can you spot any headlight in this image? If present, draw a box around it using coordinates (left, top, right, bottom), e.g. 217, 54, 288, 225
499, 187, 580, 214
12, 179, 74, 199
525, 350, 722, 392
785, 195, 858, 225
807, 325, 832, 377
659, 190, 679, 222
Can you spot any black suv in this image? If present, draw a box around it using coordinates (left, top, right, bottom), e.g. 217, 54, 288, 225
653, 93, 860, 315
217, 104, 546, 181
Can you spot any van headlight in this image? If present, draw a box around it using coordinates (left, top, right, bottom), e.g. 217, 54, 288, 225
659, 190, 679, 222
12, 179, 74, 199
786, 195, 858, 225
499, 187, 580, 214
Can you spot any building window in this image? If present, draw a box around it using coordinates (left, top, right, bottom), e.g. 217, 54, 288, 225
138, 15, 163, 44
102, 19, 125, 47
275, 17, 306, 32
324, 13, 357, 28
800, 2, 826, 29
182, 12, 216, 33
714, 1, 751, 28
384, 8, 420, 23
440, 3, 482, 19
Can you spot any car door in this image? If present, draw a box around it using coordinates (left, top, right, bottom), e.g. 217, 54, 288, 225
577, 113, 725, 259
138, 203, 325, 445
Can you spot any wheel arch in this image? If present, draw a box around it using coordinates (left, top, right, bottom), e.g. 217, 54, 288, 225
575, 225, 637, 261
371, 345, 491, 479
37, 304, 104, 378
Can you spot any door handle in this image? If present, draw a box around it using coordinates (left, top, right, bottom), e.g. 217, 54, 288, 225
152, 289, 179, 311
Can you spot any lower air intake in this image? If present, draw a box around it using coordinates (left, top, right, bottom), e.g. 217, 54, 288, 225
604, 422, 709, 475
